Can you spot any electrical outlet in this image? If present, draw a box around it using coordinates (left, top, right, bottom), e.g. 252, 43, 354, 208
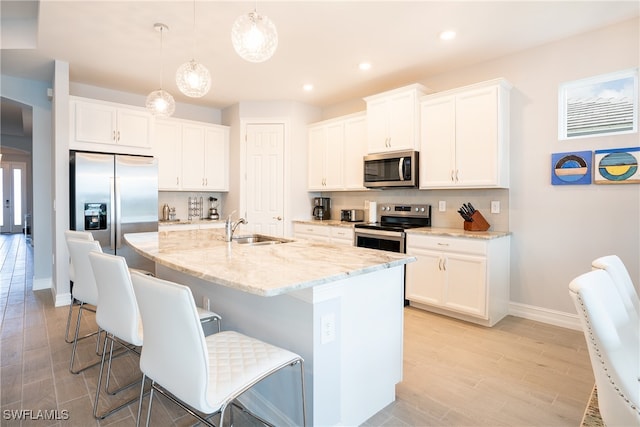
491, 201, 500, 214
321, 313, 336, 344
202, 296, 210, 311
438, 201, 446, 212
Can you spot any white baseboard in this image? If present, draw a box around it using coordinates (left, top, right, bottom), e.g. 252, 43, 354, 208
53, 287, 72, 307
32, 276, 52, 291
509, 301, 581, 331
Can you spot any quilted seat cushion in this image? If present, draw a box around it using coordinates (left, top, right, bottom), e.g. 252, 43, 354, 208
204, 330, 301, 409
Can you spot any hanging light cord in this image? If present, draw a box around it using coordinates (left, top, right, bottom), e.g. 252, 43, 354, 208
159, 25, 165, 90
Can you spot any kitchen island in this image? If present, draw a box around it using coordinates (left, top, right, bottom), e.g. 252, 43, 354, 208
125, 229, 415, 426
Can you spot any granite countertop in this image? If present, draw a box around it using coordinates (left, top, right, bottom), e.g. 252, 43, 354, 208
292, 219, 357, 228
293, 219, 510, 239
406, 227, 510, 240
159, 219, 225, 225
124, 229, 414, 297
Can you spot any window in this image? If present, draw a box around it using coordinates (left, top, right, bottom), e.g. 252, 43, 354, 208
559, 69, 638, 140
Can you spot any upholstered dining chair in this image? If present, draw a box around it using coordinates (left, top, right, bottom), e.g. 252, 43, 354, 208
569, 269, 640, 427
591, 255, 639, 321
88, 251, 144, 419
64, 230, 95, 344
66, 237, 103, 374
131, 272, 307, 427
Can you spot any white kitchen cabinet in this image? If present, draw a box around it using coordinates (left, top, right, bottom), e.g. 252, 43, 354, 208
155, 119, 182, 190
308, 122, 344, 190
293, 223, 354, 246
70, 96, 153, 150
307, 112, 367, 191
155, 117, 229, 192
343, 114, 368, 190
364, 84, 426, 153
405, 233, 510, 327
420, 78, 511, 189
293, 223, 331, 242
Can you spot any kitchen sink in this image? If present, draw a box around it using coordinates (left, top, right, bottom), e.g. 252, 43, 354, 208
232, 234, 293, 246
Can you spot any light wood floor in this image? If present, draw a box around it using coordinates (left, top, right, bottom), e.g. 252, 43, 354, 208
0, 234, 595, 426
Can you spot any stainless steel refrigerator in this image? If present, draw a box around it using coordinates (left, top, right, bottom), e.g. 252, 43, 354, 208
70, 151, 158, 273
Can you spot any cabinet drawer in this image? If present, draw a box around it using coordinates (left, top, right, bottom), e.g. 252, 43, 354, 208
293, 223, 331, 237
330, 227, 354, 241
406, 234, 487, 255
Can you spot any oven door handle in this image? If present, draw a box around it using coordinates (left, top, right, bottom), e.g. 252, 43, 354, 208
398, 157, 405, 181
355, 229, 405, 239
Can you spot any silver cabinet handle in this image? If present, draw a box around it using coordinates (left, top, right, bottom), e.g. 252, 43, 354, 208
113, 130, 117, 141
117, 130, 120, 142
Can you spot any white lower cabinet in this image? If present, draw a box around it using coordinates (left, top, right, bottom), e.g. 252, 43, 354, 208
293, 223, 354, 245
406, 233, 510, 326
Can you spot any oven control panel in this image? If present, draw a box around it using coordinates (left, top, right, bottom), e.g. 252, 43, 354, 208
379, 204, 431, 218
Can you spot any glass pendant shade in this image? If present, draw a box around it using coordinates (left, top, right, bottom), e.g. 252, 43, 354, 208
145, 89, 175, 117
176, 59, 211, 97
231, 10, 278, 63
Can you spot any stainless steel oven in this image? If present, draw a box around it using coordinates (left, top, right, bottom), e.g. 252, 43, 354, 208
354, 204, 431, 305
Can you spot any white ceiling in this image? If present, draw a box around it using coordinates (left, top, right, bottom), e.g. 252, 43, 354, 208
1, 1, 639, 110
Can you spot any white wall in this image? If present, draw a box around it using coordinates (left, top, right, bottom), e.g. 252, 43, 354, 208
0, 74, 53, 290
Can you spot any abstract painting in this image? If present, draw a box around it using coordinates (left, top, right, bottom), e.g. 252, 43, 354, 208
594, 147, 640, 184
551, 151, 592, 185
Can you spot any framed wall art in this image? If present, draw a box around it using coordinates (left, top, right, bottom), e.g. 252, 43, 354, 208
551, 150, 592, 185
594, 147, 640, 184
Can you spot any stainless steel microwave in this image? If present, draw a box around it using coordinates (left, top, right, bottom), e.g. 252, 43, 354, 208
363, 150, 419, 188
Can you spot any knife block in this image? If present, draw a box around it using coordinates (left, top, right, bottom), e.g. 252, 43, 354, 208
463, 211, 490, 231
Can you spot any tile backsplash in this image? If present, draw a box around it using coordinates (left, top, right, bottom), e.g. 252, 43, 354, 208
158, 191, 226, 221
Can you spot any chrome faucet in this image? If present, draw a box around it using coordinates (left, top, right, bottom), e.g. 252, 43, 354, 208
225, 213, 247, 242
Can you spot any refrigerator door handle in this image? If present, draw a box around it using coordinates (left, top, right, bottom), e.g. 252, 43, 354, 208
110, 177, 116, 250
114, 176, 122, 249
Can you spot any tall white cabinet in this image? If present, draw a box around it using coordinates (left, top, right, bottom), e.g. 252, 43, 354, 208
405, 232, 510, 327
420, 78, 511, 189
155, 117, 229, 192
307, 112, 367, 191
364, 84, 426, 153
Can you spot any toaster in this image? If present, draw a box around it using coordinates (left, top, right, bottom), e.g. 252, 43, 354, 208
341, 209, 364, 222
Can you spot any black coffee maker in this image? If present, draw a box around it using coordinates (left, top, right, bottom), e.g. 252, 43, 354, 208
313, 197, 331, 220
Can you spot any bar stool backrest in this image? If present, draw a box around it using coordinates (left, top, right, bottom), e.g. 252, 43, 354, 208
66, 238, 102, 306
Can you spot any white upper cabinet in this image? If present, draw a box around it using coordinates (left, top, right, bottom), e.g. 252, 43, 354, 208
155, 117, 229, 192
308, 112, 367, 191
420, 79, 511, 189
364, 84, 427, 153
155, 119, 182, 190
70, 96, 153, 152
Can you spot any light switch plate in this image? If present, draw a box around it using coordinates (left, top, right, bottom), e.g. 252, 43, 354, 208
491, 201, 500, 214
438, 201, 446, 212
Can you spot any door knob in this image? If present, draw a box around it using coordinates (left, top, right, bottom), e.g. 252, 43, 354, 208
273, 216, 282, 221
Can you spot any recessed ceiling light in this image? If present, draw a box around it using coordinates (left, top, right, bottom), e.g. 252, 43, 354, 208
439, 30, 456, 41
303, 84, 314, 91
359, 62, 372, 71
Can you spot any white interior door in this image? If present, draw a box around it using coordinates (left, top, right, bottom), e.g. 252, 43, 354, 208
244, 123, 285, 236
0, 162, 27, 234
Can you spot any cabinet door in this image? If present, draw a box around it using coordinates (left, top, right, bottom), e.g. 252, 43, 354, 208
405, 247, 445, 306
73, 100, 117, 145
203, 126, 228, 191
181, 124, 206, 189
343, 115, 367, 190
155, 119, 182, 190
366, 98, 390, 153
455, 86, 499, 186
443, 253, 487, 318
387, 91, 418, 151
308, 126, 326, 190
116, 109, 153, 148
420, 96, 456, 188
324, 122, 344, 189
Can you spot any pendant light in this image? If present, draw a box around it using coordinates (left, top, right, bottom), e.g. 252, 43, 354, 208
146, 23, 175, 117
175, 0, 211, 97
231, 6, 278, 63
